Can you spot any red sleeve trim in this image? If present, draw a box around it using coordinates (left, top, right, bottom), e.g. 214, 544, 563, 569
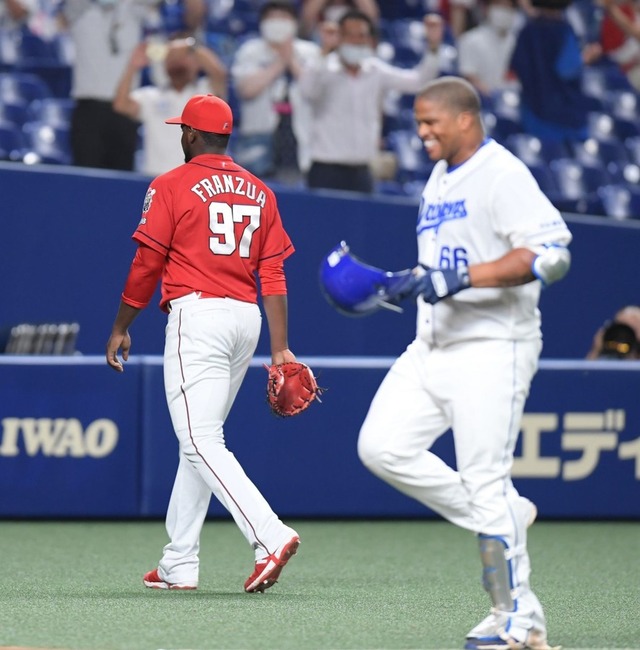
258, 258, 287, 296
259, 241, 295, 263
122, 244, 165, 308
132, 230, 170, 255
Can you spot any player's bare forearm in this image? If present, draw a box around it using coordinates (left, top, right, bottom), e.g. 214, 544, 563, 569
106, 301, 142, 372
262, 294, 295, 364
469, 248, 537, 288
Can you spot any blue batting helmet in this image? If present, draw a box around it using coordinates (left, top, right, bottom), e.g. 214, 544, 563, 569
319, 241, 413, 317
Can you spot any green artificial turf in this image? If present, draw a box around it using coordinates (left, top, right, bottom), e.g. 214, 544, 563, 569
0, 520, 637, 650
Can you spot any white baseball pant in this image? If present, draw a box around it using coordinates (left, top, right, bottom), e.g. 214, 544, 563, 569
157, 292, 291, 585
358, 336, 541, 537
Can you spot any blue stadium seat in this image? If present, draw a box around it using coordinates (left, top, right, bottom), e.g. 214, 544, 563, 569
27, 97, 74, 126
602, 62, 635, 91
491, 87, 521, 120
0, 71, 52, 103
383, 106, 416, 136
605, 89, 638, 119
582, 66, 607, 100
22, 120, 71, 165
375, 180, 408, 197
526, 161, 559, 196
613, 116, 640, 141
548, 157, 607, 214
570, 137, 629, 170
18, 31, 59, 62
14, 61, 72, 99
386, 129, 434, 182
484, 87, 523, 142
505, 133, 570, 166
0, 99, 28, 126
624, 135, 640, 165
586, 111, 617, 141
0, 119, 26, 160
483, 110, 522, 144
597, 183, 640, 219
205, 31, 238, 67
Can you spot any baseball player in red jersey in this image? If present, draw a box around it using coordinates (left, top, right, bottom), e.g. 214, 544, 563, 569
105, 94, 300, 593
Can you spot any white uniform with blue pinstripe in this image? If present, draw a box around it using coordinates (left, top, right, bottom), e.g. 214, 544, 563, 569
358, 139, 571, 648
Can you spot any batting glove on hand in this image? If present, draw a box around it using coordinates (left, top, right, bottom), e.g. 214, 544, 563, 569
412, 265, 471, 304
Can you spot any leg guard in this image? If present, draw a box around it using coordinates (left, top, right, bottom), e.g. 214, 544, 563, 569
467, 535, 555, 649
479, 535, 516, 612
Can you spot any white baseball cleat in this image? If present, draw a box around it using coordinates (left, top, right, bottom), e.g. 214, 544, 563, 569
244, 533, 300, 593
464, 627, 561, 649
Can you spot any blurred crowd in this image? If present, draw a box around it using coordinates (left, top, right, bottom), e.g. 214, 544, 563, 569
2, 0, 640, 203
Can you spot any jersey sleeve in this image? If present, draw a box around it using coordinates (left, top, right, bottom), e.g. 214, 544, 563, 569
489, 165, 573, 249
258, 186, 295, 266
132, 178, 175, 255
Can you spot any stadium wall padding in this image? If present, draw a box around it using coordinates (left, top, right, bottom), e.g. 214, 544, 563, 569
1, 163, 639, 519
0, 356, 638, 519
1, 161, 640, 359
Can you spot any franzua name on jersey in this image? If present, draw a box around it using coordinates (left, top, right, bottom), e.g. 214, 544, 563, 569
190, 174, 267, 208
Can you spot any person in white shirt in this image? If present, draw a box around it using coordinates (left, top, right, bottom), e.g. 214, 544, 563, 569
0, 0, 34, 28
0, 0, 34, 64
230, 0, 321, 179
113, 36, 227, 176
298, 9, 441, 194
61, 0, 156, 171
457, 0, 520, 98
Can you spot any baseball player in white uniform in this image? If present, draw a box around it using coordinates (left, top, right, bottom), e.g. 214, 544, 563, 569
357, 77, 571, 650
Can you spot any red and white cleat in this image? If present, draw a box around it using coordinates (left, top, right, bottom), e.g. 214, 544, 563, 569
143, 568, 197, 591
244, 534, 300, 593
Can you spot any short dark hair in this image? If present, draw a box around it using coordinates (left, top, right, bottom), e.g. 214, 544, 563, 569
417, 76, 481, 116
259, 0, 297, 22
197, 131, 231, 150
338, 9, 376, 38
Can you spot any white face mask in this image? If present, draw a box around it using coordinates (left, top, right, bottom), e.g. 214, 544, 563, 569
487, 6, 516, 31
338, 43, 374, 67
260, 18, 297, 44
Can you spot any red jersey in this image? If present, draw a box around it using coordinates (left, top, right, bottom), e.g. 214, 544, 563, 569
601, 3, 637, 62
133, 153, 294, 311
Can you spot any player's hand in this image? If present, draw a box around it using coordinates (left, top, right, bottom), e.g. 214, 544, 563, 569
413, 265, 471, 304
106, 331, 131, 372
271, 347, 296, 366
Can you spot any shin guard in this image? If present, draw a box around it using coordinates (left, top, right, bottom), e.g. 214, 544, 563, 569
478, 534, 515, 612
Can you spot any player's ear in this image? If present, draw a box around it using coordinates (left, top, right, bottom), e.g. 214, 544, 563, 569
184, 125, 198, 144
457, 111, 474, 132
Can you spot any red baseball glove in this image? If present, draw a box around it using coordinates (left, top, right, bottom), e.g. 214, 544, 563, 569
265, 362, 323, 417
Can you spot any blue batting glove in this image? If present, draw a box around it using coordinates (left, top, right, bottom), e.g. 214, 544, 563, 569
414, 266, 471, 304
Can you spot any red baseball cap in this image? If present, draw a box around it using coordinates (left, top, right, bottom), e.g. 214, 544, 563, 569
165, 94, 233, 134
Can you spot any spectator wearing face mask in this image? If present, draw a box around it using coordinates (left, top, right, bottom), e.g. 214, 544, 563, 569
230, 0, 321, 180
298, 9, 442, 193
457, 0, 520, 98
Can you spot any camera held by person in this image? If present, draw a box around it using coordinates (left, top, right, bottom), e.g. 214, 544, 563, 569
598, 322, 639, 359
